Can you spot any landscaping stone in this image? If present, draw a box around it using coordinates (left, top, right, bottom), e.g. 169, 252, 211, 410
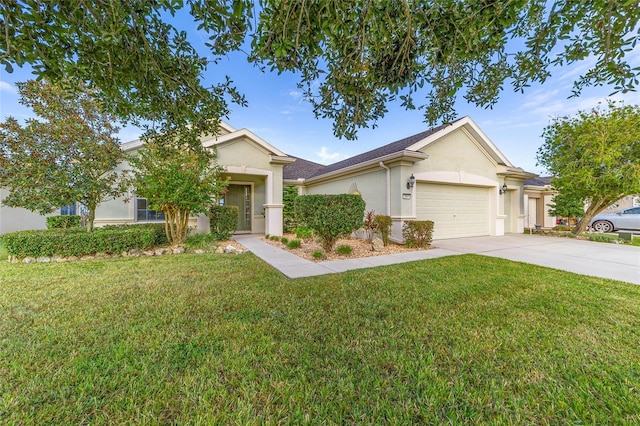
128, 250, 141, 257
172, 247, 185, 255
371, 236, 384, 252
37, 256, 51, 263
194, 249, 205, 254
80, 255, 95, 261
224, 245, 244, 254
23, 257, 35, 264
143, 250, 155, 256
215, 246, 224, 254
67, 256, 79, 262
155, 248, 170, 256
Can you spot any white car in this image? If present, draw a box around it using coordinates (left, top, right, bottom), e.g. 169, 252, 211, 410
588, 207, 640, 233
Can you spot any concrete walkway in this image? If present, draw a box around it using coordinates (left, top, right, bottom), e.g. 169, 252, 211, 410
233, 234, 640, 285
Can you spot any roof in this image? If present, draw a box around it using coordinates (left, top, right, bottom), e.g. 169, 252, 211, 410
316, 123, 452, 176
283, 156, 326, 180
284, 121, 458, 181
524, 176, 553, 186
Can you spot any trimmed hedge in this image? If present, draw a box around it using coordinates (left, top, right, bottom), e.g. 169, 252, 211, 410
295, 194, 366, 252
210, 205, 238, 240
402, 220, 434, 248
100, 223, 169, 246
46, 215, 81, 229
3, 225, 167, 258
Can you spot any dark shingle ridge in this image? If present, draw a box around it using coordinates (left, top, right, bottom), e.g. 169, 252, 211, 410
524, 176, 553, 186
283, 156, 326, 180
283, 119, 462, 180
311, 121, 455, 178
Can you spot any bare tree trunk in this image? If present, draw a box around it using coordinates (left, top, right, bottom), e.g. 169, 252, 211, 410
572, 196, 622, 235
86, 205, 96, 232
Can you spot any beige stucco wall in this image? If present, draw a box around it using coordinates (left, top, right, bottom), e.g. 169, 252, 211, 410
304, 168, 388, 214
217, 137, 275, 170
418, 129, 498, 179
0, 188, 50, 234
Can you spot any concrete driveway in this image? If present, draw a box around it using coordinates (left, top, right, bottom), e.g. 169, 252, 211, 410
236, 234, 639, 284
435, 234, 640, 285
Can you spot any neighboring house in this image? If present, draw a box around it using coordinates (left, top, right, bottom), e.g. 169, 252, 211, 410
285, 116, 536, 241
523, 176, 557, 228
94, 122, 295, 236
524, 177, 640, 228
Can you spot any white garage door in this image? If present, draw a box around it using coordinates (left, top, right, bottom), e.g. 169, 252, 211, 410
416, 183, 491, 239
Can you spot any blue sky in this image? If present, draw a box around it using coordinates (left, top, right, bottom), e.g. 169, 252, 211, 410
1, 16, 639, 176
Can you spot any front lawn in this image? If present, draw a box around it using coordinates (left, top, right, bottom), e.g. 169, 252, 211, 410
1, 254, 639, 424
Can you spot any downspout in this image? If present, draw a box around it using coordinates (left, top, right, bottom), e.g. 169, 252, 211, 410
379, 162, 391, 216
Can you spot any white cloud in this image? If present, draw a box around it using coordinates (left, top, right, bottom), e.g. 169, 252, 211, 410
0, 81, 16, 93
315, 146, 345, 164
288, 90, 302, 100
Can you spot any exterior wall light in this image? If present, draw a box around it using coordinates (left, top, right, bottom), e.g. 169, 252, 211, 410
499, 183, 508, 195
406, 174, 416, 190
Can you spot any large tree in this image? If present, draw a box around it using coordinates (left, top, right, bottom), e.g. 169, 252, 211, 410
1, 1, 638, 139
128, 128, 228, 245
0, 79, 128, 231
537, 102, 640, 235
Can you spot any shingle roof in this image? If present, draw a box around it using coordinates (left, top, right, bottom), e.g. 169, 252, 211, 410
524, 176, 553, 186
283, 121, 459, 180
283, 156, 326, 180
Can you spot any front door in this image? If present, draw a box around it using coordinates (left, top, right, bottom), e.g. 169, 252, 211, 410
224, 184, 252, 232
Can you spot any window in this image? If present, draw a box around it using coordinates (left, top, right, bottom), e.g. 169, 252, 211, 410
623, 207, 640, 215
136, 198, 165, 221
60, 204, 76, 215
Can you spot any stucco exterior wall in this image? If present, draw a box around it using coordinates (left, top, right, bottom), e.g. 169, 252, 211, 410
0, 189, 49, 234
417, 129, 498, 179
216, 137, 275, 171
304, 168, 388, 215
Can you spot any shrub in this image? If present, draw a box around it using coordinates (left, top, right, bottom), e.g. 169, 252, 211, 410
280, 237, 289, 244
101, 223, 168, 246
286, 239, 301, 249
295, 194, 366, 252
270, 235, 280, 241
312, 250, 325, 259
403, 220, 434, 248
46, 215, 81, 229
336, 244, 353, 255
209, 205, 238, 240
294, 227, 314, 239
552, 225, 571, 231
3, 226, 166, 258
588, 234, 619, 243
363, 210, 376, 242
283, 185, 300, 232
185, 232, 218, 250
373, 215, 392, 246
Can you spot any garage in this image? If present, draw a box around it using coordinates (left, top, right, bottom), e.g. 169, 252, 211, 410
416, 183, 491, 239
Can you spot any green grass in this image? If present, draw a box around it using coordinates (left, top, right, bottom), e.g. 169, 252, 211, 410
1, 254, 640, 424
